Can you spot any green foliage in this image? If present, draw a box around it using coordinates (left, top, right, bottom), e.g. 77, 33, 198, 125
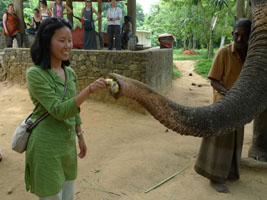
173, 66, 182, 79
0, 0, 9, 33
194, 59, 213, 77
141, 0, 236, 47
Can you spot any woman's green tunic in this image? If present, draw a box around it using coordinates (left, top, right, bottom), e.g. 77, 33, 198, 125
25, 65, 82, 197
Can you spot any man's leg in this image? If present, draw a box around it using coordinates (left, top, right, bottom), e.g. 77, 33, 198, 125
114, 25, 121, 50
15, 32, 23, 47
107, 25, 114, 50
61, 181, 74, 200
5, 35, 13, 47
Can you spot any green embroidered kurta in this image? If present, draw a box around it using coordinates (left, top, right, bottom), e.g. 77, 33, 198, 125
25, 65, 82, 197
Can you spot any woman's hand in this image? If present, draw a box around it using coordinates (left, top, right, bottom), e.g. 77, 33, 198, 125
77, 134, 87, 158
89, 78, 108, 94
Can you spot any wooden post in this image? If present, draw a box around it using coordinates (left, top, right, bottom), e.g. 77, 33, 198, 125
127, 0, 136, 35
98, 0, 102, 33
66, 0, 73, 26
13, 0, 25, 34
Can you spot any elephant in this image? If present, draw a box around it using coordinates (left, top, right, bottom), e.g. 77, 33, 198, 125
109, 0, 267, 160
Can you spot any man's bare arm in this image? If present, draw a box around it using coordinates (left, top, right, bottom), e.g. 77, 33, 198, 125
210, 78, 228, 95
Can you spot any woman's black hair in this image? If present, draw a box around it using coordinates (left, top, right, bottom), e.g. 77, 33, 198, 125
33, 8, 40, 14
40, 0, 47, 7
31, 17, 72, 70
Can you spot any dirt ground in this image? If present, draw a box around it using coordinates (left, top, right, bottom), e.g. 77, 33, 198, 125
0, 60, 267, 200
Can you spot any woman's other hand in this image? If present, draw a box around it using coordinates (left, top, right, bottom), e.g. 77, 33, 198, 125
77, 134, 87, 158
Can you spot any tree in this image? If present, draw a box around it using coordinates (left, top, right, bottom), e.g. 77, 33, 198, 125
136, 3, 145, 28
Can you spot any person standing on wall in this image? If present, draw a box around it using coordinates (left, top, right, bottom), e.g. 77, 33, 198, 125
107, 0, 122, 50
1, 4, 22, 48
50, 0, 72, 19
40, 0, 51, 22
81, 0, 100, 50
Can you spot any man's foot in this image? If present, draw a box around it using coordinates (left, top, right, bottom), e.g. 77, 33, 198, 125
210, 180, 229, 193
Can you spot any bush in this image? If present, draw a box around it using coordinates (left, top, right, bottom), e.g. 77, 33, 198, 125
173, 64, 181, 79
194, 59, 212, 78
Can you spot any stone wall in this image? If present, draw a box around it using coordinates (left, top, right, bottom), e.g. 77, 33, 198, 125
0, 35, 35, 49
1, 47, 173, 112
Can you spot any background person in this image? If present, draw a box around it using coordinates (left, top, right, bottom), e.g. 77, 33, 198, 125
1, 3, 22, 47
81, 0, 100, 50
26, 8, 41, 35
50, 0, 72, 19
26, 17, 107, 200
40, 0, 51, 22
107, 0, 122, 50
121, 16, 132, 49
194, 18, 252, 193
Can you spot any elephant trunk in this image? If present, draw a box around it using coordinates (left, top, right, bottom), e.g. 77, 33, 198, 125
109, 0, 267, 137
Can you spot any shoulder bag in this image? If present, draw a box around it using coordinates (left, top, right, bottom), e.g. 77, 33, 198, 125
11, 84, 68, 153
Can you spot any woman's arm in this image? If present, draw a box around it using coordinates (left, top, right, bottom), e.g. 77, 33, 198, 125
27, 68, 107, 121
3, 13, 9, 35
93, 8, 100, 22
31, 17, 34, 28
74, 78, 107, 107
81, 7, 84, 19
64, 4, 73, 15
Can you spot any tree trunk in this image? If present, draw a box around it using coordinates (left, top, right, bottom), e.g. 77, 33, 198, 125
246, 0, 252, 21
220, 36, 225, 48
13, 0, 25, 34
188, 34, 193, 50
183, 38, 187, 50
208, 30, 213, 59
220, 12, 228, 48
248, 109, 267, 161
193, 39, 197, 49
66, 0, 73, 26
236, 0, 245, 20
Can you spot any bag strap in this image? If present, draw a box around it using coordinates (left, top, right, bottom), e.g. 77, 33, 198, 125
27, 84, 68, 133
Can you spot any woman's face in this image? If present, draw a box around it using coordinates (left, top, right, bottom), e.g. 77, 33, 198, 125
86, 1, 92, 7
50, 26, 73, 63
34, 10, 39, 17
40, 2, 45, 8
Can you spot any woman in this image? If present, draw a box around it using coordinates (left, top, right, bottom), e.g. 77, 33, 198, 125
50, 0, 72, 19
26, 8, 41, 35
39, 0, 51, 22
81, 0, 100, 50
26, 17, 107, 200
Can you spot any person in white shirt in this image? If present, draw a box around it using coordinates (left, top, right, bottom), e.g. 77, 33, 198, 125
107, 0, 122, 50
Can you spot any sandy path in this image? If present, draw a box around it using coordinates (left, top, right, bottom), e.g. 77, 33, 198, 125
0, 60, 267, 200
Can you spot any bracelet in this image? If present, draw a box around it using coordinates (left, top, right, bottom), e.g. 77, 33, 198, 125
76, 130, 84, 136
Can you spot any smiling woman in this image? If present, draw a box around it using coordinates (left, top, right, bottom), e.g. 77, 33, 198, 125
26, 17, 108, 200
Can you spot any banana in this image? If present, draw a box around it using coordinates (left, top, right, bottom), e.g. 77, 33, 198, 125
106, 78, 119, 94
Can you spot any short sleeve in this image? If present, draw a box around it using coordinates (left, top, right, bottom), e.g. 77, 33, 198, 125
208, 47, 225, 81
